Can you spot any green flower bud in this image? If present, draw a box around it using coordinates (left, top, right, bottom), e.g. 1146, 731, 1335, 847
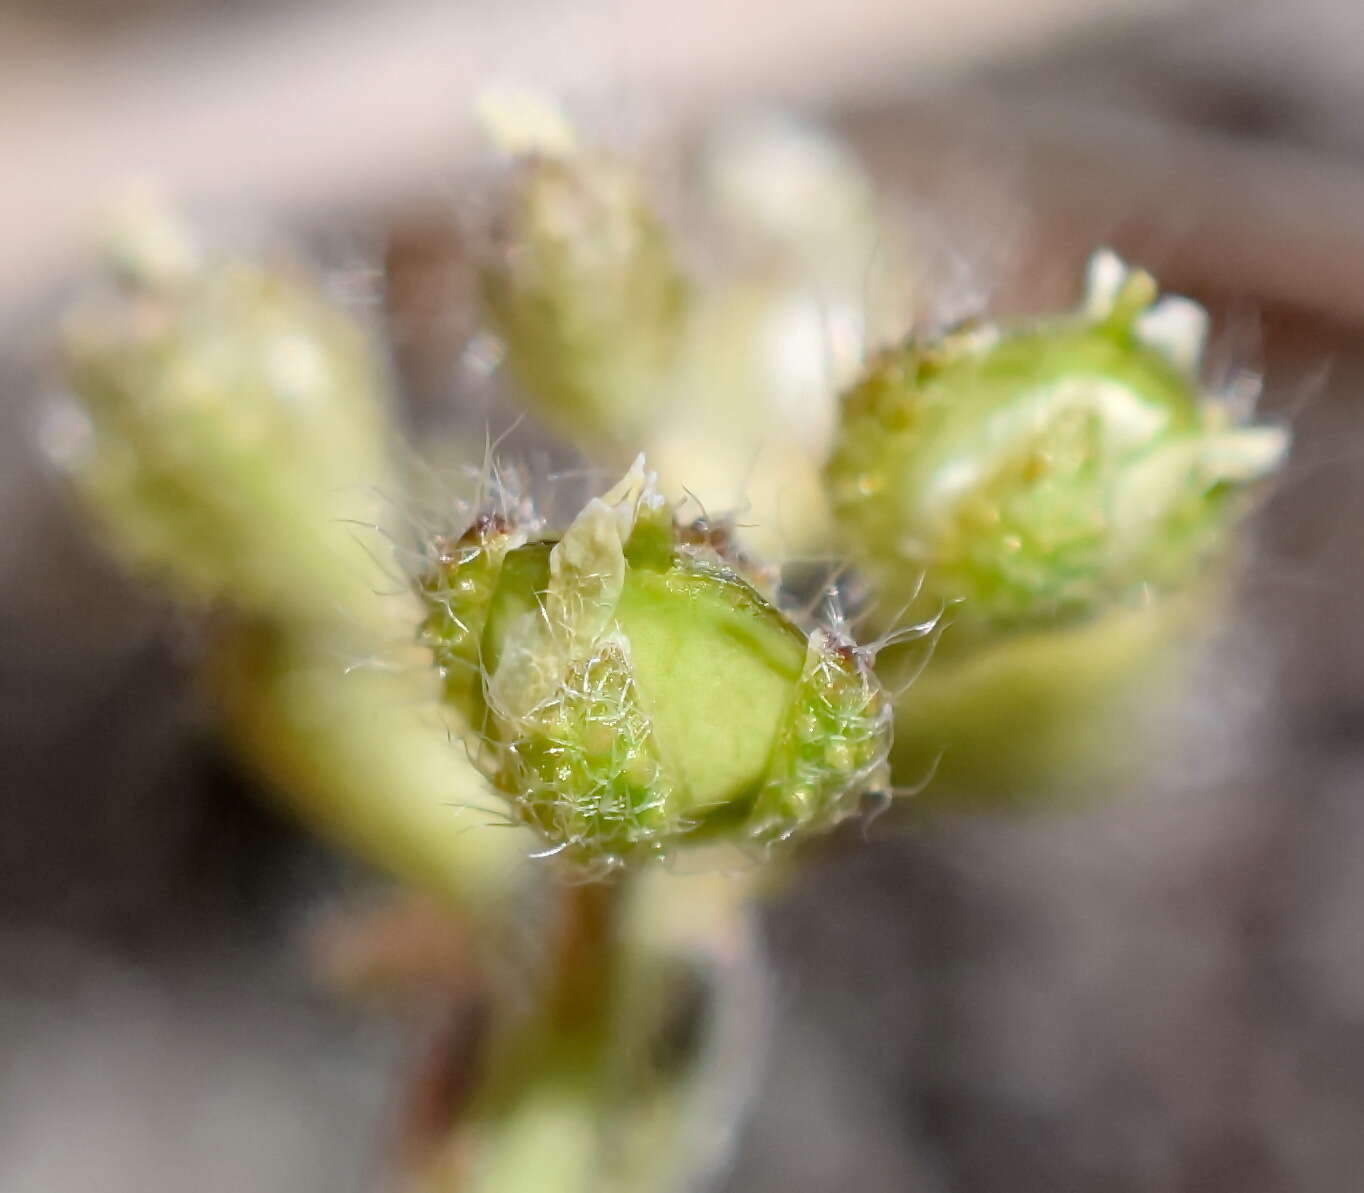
418, 460, 891, 868
826, 251, 1288, 645
57, 210, 540, 916
59, 213, 396, 630
480, 122, 687, 449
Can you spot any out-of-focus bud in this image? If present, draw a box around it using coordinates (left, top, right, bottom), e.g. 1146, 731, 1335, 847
700, 110, 885, 295
479, 100, 687, 449
827, 252, 1288, 804
827, 250, 1288, 647
58, 206, 538, 915
417, 459, 891, 869
59, 207, 397, 632
476, 100, 913, 562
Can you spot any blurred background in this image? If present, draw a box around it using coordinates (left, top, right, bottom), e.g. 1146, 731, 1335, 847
3, 1, 1364, 1190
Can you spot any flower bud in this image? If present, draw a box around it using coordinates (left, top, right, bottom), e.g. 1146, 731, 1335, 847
58, 209, 538, 917
481, 138, 687, 448
417, 460, 891, 867
59, 212, 397, 630
826, 251, 1288, 646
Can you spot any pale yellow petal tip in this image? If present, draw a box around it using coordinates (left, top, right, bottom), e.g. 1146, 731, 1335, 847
1083, 248, 1156, 323
475, 87, 578, 158
553, 458, 655, 587
599, 453, 656, 512
702, 111, 873, 251
1084, 250, 1210, 373
1137, 296, 1209, 377
1202, 425, 1291, 483
1083, 248, 1130, 318
98, 183, 200, 289
539, 457, 661, 696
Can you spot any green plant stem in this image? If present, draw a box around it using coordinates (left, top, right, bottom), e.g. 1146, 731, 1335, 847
887, 583, 1215, 806
415, 867, 766, 1193
209, 620, 537, 921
